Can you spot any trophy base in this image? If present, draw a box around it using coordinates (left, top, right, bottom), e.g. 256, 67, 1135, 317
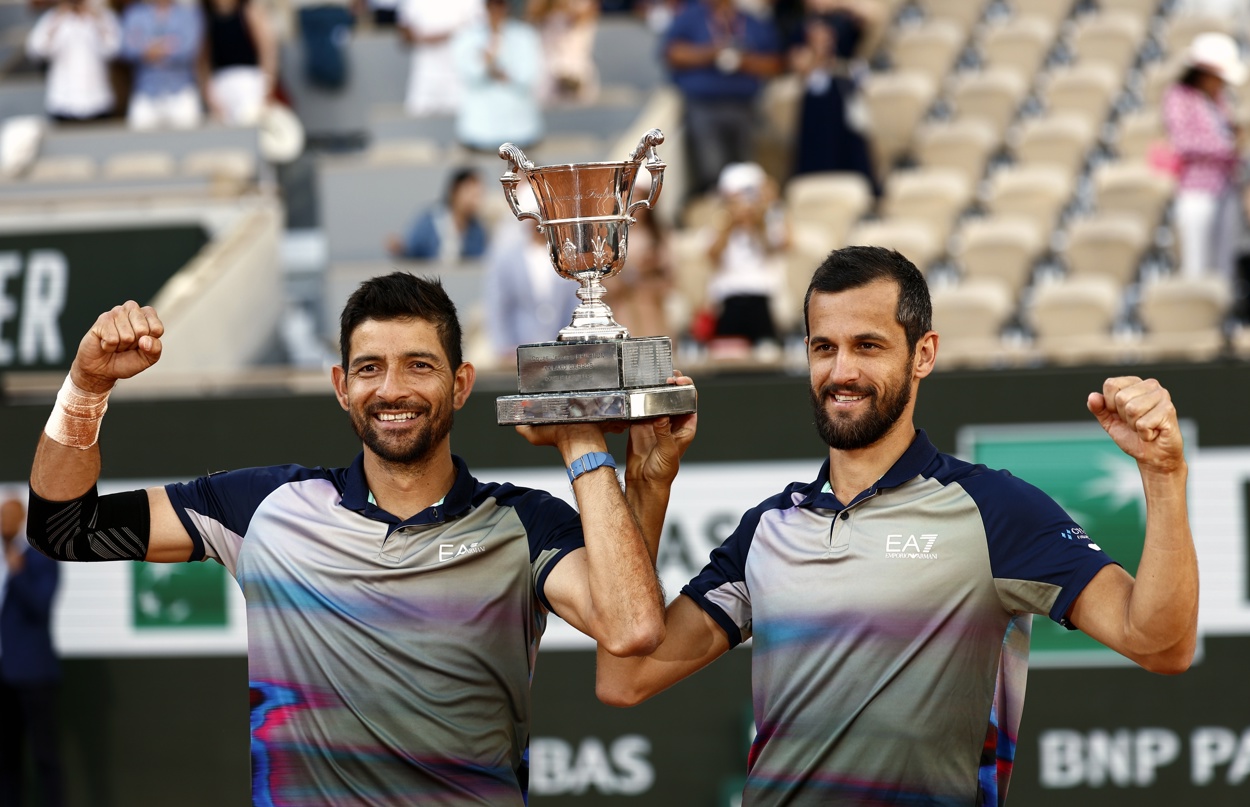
496, 383, 697, 425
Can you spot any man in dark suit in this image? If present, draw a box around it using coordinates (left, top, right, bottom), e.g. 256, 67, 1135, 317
0, 497, 63, 807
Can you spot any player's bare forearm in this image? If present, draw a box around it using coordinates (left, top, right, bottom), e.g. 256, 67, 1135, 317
1126, 463, 1197, 668
1080, 377, 1197, 672
30, 433, 101, 501
573, 468, 666, 657
596, 594, 729, 707
625, 478, 669, 565
525, 423, 665, 656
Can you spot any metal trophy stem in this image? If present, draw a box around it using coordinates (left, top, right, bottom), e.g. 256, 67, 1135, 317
495, 129, 698, 425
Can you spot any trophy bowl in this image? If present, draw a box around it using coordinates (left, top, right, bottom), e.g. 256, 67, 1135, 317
495, 129, 697, 425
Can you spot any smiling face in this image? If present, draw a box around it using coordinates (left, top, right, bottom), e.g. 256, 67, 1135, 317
806, 279, 934, 451
331, 317, 473, 467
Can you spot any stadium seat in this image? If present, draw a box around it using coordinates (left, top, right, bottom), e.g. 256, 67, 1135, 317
889, 19, 966, 77
1027, 275, 1124, 364
1136, 275, 1230, 362
1231, 323, 1250, 360
1010, 0, 1078, 27
950, 68, 1030, 136
1063, 214, 1150, 286
1114, 108, 1164, 161
862, 70, 939, 174
1042, 63, 1120, 127
881, 167, 974, 248
1164, 14, 1237, 57
985, 163, 1074, 237
1071, 11, 1147, 78
366, 139, 443, 166
681, 192, 726, 231
1092, 160, 1175, 227
1100, 0, 1167, 24
954, 215, 1045, 294
759, 73, 803, 149
848, 218, 941, 273
25, 155, 95, 182
530, 134, 609, 164
930, 278, 1016, 368
1012, 113, 1098, 176
182, 148, 257, 181
914, 118, 1001, 189
102, 151, 177, 179
1141, 58, 1182, 109
785, 171, 874, 251
668, 227, 715, 313
916, 0, 988, 33
785, 224, 836, 323
757, 74, 804, 180
980, 16, 1057, 83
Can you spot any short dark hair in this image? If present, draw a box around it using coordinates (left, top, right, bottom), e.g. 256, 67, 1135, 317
803, 245, 932, 350
1179, 66, 1209, 88
339, 273, 463, 370
445, 167, 480, 204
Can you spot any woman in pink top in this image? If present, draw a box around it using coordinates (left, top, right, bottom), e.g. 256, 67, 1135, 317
1162, 32, 1246, 280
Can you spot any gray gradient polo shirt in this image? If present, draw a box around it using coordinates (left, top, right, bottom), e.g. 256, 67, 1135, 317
684, 430, 1118, 807
165, 453, 583, 806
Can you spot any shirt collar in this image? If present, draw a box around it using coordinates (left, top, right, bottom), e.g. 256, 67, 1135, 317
340, 452, 477, 525
800, 429, 938, 508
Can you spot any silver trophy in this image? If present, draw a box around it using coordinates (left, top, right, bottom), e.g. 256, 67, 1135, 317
495, 128, 698, 425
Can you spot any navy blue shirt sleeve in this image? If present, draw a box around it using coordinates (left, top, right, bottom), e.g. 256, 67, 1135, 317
165, 465, 318, 562
682, 492, 790, 648
959, 468, 1119, 628
498, 485, 585, 614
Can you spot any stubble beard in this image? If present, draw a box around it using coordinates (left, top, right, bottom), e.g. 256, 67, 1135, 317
350, 401, 453, 466
810, 368, 912, 451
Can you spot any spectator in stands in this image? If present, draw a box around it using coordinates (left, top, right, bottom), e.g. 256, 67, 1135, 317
290, 0, 356, 90
397, 0, 484, 117
366, 0, 398, 27
1162, 32, 1246, 281
386, 167, 490, 262
663, 0, 782, 198
483, 220, 578, 367
452, 0, 544, 152
614, 174, 673, 338
788, 0, 879, 194
0, 496, 64, 807
26, 0, 122, 124
200, 0, 277, 126
705, 161, 788, 353
120, 0, 205, 130
527, 0, 599, 105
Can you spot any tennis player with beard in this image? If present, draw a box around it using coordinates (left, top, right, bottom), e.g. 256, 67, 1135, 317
596, 245, 1197, 807
23, 271, 684, 806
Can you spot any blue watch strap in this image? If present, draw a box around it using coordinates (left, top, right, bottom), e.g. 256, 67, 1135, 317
567, 451, 616, 482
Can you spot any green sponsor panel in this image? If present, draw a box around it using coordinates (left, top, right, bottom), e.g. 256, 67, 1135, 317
132, 562, 228, 628
958, 422, 1193, 667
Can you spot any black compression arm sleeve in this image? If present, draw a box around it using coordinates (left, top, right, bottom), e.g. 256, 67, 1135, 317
26, 485, 151, 561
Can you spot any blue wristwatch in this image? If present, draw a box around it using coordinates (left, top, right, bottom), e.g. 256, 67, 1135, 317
567, 451, 617, 482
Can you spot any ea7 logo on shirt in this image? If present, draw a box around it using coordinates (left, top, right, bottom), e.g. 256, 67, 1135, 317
885, 534, 939, 559
438, 541, 487, 563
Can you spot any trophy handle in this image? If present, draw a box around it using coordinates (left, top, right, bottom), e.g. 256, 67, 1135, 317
626, 128, 665, 217
498, 142, 543, 227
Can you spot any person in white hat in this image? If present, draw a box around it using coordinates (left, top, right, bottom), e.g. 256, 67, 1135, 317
1161, 32, 1247, 281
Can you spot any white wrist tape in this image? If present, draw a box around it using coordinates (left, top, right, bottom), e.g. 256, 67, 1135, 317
45, 374, 110, 450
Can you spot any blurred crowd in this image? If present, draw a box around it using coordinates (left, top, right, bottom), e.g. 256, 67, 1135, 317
11, 0, 1250, 370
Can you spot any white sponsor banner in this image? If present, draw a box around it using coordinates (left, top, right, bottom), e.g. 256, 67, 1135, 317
5, 445, 1250, 657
